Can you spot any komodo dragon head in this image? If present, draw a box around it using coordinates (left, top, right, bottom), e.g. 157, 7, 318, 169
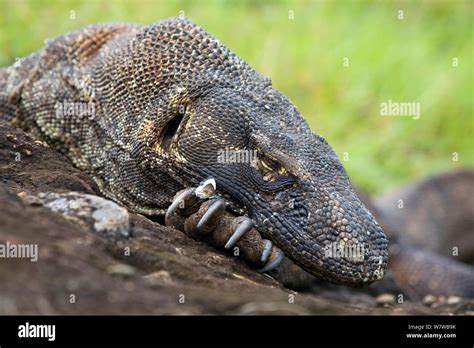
111, 18, 388, 285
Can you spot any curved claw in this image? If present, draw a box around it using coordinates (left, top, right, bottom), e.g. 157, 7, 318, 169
224, 218, 253, 249
259, 248, 284, 273
195, 178, 216, 199
260, 239, 273, 263
165, 188, 195, 220
196, 199, 225, 231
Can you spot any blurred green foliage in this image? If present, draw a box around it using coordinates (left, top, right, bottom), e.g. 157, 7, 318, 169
0, 0, 472, 193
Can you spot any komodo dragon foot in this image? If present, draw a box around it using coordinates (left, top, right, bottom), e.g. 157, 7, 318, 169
165, 178, 284, 272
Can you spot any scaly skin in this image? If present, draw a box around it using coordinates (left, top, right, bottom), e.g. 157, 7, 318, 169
373, 170, 474, 298
0, 18, 388, 286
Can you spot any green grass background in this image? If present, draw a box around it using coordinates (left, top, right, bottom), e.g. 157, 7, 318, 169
0, 0, 472, 194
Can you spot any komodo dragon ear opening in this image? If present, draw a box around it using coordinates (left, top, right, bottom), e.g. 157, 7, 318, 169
159, 111, 185, 149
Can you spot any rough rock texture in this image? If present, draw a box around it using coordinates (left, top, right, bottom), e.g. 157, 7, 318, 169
0, 120, 471, 314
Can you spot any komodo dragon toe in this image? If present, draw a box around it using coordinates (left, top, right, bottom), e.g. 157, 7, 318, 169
165, 178, 284, 272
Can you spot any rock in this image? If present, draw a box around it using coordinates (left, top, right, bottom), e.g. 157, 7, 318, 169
0, 121, 98, 196
107, 264, 137, 277
143, 270, 174, 286
375, 293, 396, 306
23, 192, 130, 239
422, 294, 437, 306
447, 296, 462, 305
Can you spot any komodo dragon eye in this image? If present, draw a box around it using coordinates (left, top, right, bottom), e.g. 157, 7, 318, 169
159, 105, 187, 150
255, 153, 290, 183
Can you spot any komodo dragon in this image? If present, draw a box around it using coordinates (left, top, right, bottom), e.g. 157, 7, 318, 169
373, 170, 474, 299
0, 18, 389, 286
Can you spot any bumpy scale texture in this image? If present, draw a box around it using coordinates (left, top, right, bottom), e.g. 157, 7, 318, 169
0, 18, 388, 286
